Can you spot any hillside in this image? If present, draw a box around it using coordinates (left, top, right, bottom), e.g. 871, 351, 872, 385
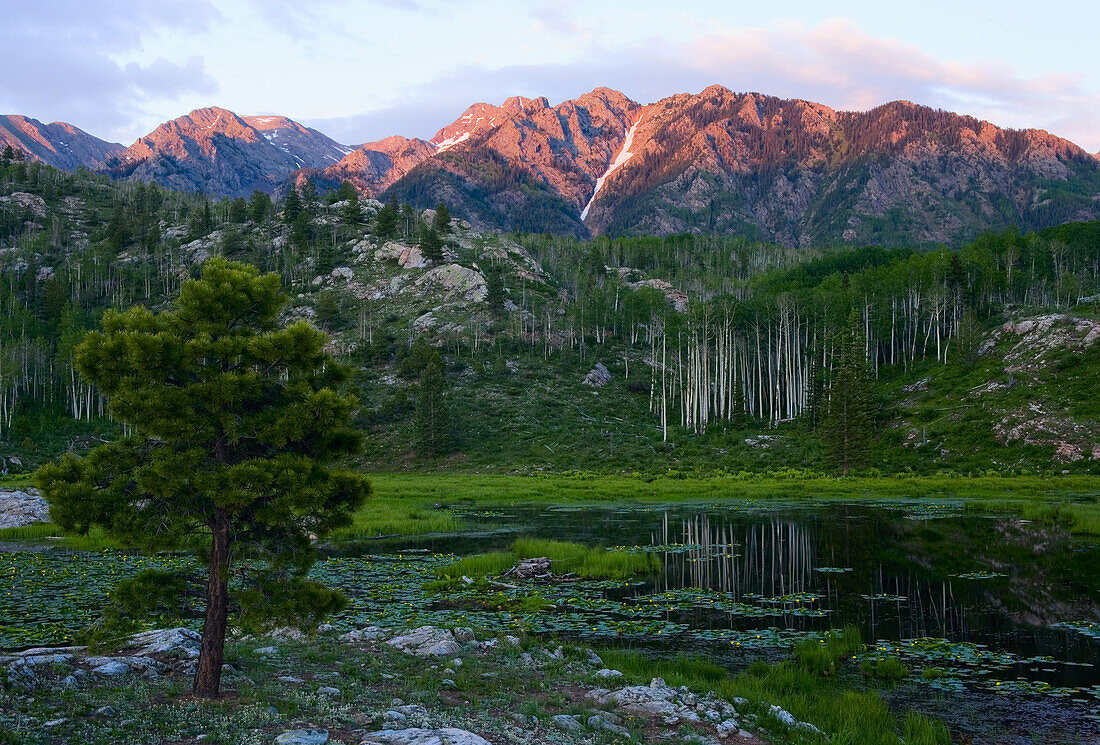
0, 154, 1097, 476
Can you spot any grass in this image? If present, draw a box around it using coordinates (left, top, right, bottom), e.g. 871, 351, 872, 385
435, 538, 661, 581
862, 657, 909, 682
0, 522, 125, 551
598, 645, 947, 745
793, 625, 864, 675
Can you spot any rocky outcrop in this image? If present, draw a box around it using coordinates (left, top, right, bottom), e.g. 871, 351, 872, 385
414, 264, 487, 302
362, 728, 493, 745
582, 363, 611, 387
385, 626, 462, 657
0, 488, 49, 529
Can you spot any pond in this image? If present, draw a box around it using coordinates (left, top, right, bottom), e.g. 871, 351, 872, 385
3, 498, 1099, 742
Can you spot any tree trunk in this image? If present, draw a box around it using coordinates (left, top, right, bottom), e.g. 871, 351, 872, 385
194, 509, 231, 697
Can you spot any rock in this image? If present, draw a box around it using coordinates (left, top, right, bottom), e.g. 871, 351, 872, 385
768, 705, 797, 727
6, 661, 39, 690
716, 717, 741, 737
341, 626, 388, 643
582, 363, 611, 387
316, 623, 336, 633
0, 489, 49, 529
43, 718, 67, 728
625, 278, 689, 312
95, 706, 117, 717
452, 627, 475, 643
387, 627, 461, 657
593, 668, 623, 680
503, 556, 552, 578
60, 675, 79, 688
0, 192, 47, 218
501, 635, 520, 647
587, 713, 630, 737
278, 676, 304, 684
414, 264, 487, 302
362, 728, 493, 745
441, 678, 457, 689
253, 646, 280, 656
551, 714, 583, 733
92, 660, 130, 676
126, 627, 201, 658
585, 650, 604, 666
275, 730, 329, 745
266, 627, 306, 641
317, 686, 340, 695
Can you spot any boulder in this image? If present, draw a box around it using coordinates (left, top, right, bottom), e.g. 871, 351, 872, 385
92, 660, 131, 676
341, 626, 389, 643
550, 714, 583, 733
126, 627, 201, 658
386, 626, 462, 657
582, 363, 611, 387
361, 728, 493, 745
415, 264, 487, 302
503, 556, 552, 578
0, 489, 49, 529
275, 730, 329, 745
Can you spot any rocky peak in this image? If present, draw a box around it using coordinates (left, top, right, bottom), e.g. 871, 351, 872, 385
0, 115, 123, 169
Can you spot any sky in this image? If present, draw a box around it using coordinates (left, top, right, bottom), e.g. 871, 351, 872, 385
2, 0, 1098, 151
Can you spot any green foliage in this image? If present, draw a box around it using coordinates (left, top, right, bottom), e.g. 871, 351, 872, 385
79, 569, 192, 647
432, 201, 451, 233
415, 355, 451, 458
235, 573, 348, 635
861, 656, 909, 681
794, 625, 863, 675
33, 258, 372, 695
419, 225, 445, 264
822, 308, 875, 474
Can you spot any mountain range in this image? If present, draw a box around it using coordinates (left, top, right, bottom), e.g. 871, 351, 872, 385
6, 85, 1100, 246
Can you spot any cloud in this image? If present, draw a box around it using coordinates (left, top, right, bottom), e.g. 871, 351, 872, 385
0, 1, 220, 143
313, 18, 1100, 153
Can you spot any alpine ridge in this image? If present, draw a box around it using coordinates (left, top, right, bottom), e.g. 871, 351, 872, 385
5, 86, 1099, 245
99, 107, 352, 197
0, 115, 123, 169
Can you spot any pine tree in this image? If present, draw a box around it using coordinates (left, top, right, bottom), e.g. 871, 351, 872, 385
300, 179, 319, 214
35, 259, 372, 698
420, 226, 445, 264
821, 309, 875, 474
249, 190, 272, 223
415, 352, 450, 457
282, 187, 301, 224
374, 196, 398, 238
484, 266, 505, 315
432, 202, 451, 234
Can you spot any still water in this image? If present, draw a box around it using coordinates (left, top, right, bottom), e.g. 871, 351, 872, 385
4, 499, 1099, 743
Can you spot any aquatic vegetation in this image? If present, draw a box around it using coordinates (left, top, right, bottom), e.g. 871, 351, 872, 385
951, 571, 1007, 580
862, 656, 909, 681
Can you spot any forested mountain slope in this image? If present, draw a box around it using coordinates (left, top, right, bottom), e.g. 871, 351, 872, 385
0, 153, 1096, 475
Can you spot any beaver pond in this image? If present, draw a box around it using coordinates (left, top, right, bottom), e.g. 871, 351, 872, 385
3, 498, 1099, 743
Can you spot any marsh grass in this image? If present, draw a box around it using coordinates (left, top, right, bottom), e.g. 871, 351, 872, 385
794, 625, 864, 675
435, 538, 661, 581
0, 522, 124, 551
599, 648, 944, 745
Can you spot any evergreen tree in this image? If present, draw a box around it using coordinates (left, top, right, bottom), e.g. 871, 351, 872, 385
821, 309, 875, 474
415, 352, 450, 457
282, 188, 302, 224
228, 197, 249, 223
249, 190, 272, 223
0, 145, 12, 164
35, 259, 371, 698
432, 202, 451, 234
333, 181, 358, 203
484, 265, 505, 315
300, 179, 319, 214
419, 226, 445, 264
400, 204, 416, 238
954, 309, 983, 367
187, 198, 214, 240
374, 196, 398, 238
340, 190, 361, 226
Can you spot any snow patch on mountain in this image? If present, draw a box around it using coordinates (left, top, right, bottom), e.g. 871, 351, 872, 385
435, 132, 471, 152
581, 114, 642, 221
